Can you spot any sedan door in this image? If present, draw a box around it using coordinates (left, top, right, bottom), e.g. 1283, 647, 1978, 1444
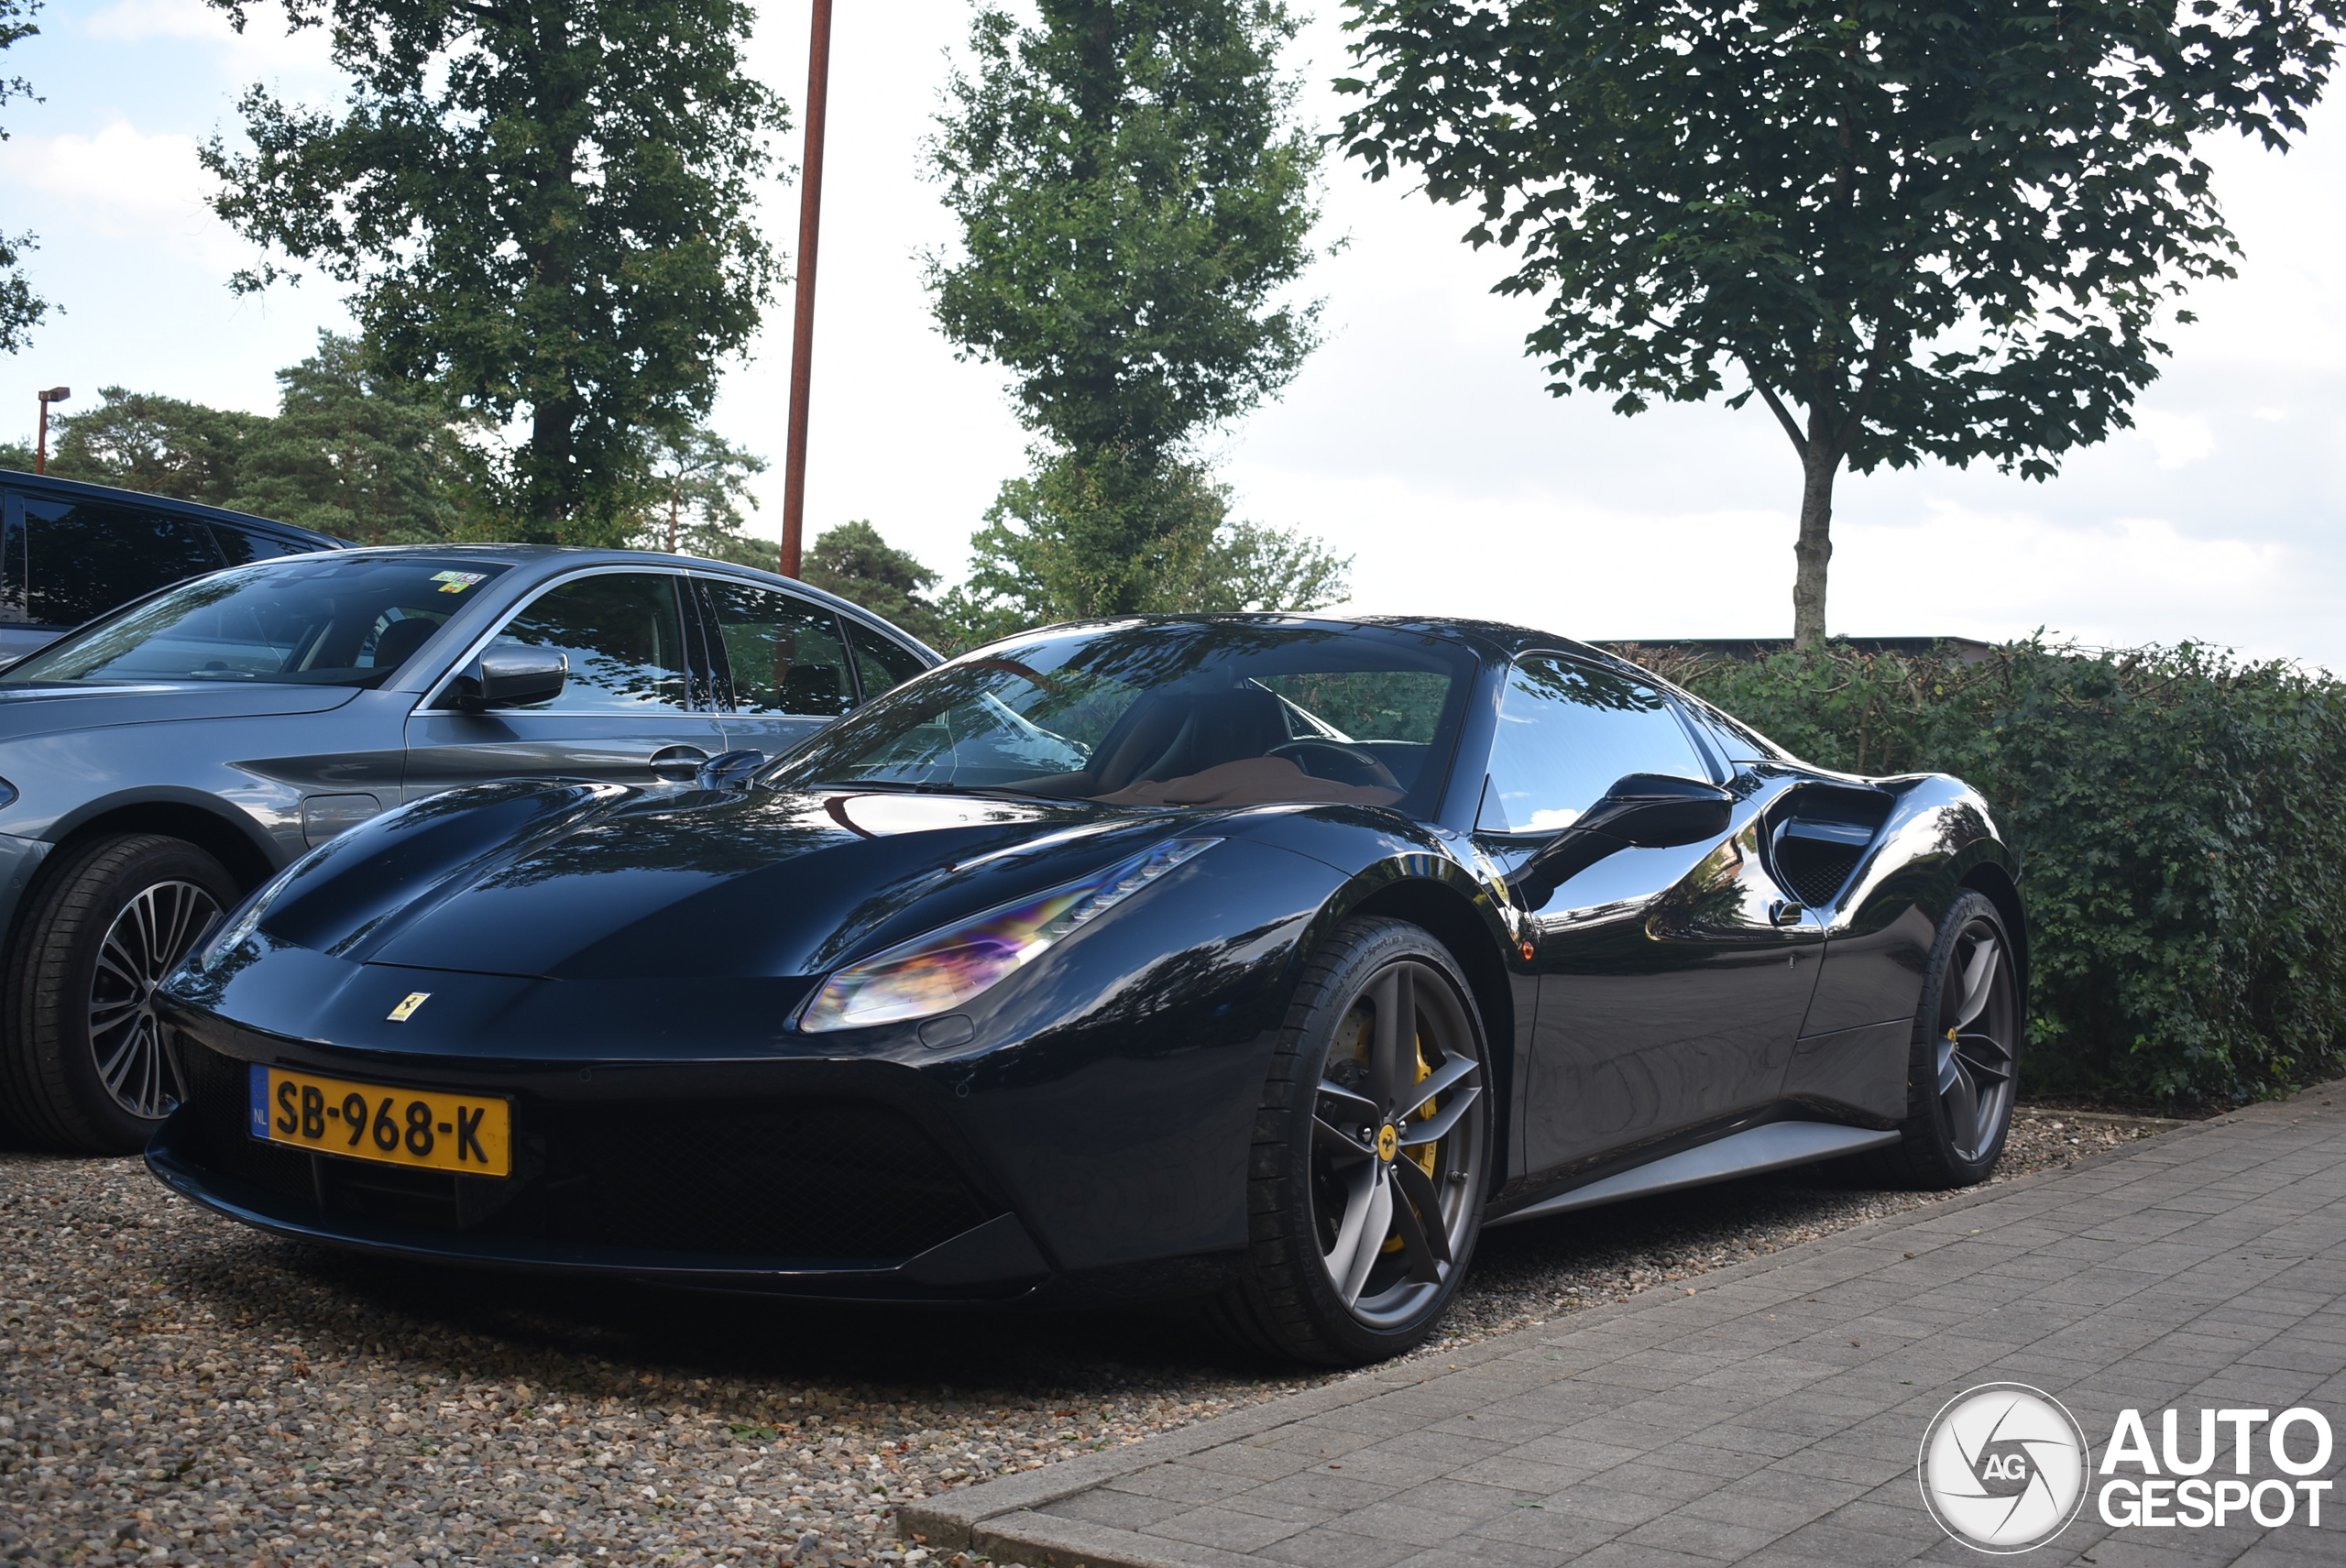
402, 568, 730, 798
1476, 655, 1824, 1183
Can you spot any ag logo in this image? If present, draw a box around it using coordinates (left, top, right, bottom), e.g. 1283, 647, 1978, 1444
1918, 1383, 2091, 1553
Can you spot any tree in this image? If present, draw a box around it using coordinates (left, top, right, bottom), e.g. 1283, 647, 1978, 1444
0, 0, 50, 352
38, 336, 477, 543
45, 391, 267, 504
927, 0, 1329, 616
228, 332, 477, 543
1335, 0, 2345, 645
801, 521, 948, 646
630, 423, 766, 560
202, 0, 786, 544
944, 451, 1349, 645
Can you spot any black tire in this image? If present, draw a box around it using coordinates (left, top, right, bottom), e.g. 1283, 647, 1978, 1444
1866, 891, 2023, 1190
2, 833, 237, 1154
1210, 916, 1493, 1365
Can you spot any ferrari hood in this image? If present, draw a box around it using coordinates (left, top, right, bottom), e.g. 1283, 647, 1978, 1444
254, 780, 1199, 982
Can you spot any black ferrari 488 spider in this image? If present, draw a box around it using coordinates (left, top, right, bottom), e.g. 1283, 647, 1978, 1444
150, 616, 2023, 1364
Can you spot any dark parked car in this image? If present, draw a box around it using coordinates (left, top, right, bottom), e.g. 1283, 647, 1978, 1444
150, 615, 2023, 1364
0, 545, 937, 1154
0, 468, 342, 662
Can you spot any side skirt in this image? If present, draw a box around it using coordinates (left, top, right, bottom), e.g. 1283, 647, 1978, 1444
1485, 1121, 1899, 1227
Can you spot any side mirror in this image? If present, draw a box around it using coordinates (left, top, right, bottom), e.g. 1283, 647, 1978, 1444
452, 648, 567, 711
695, 749, 767, 791
1515, 773, 1734, 905
1577, 772, 1735, 849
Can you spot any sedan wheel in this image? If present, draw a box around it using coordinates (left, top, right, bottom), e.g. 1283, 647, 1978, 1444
2, 834, 238, 1155
1871, 891, 2023, 1188
1215, 917, 1491, 1365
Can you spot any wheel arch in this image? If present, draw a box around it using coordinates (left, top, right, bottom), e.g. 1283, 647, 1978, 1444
1958, 859, 2029, 998
37, 796, 277, 901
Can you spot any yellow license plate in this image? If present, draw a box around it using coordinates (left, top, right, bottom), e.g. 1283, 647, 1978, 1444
248, 1065, 512, 1177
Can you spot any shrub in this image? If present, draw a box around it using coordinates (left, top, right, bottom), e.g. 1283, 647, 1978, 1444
1620, 639, 2346, 1106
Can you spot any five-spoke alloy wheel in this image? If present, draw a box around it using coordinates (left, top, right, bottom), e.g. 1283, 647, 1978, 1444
1216, 917, 1491, 1364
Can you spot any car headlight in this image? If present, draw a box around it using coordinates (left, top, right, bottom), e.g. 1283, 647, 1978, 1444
796, 838, 1221, 1032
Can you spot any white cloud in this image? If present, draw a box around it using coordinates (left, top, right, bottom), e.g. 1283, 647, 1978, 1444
1832, 503, 2314, 662
2128, 410, 2217, 470
84, 0, 337, 78
86, 0, 218, 42
5, 121, 201, 215
0, 121, 260, 272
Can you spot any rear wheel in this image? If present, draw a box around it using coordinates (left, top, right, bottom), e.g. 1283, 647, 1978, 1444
1212, 917, 1491, 1365
1868, 891, 2022, 1189
2, 834, 236, 1154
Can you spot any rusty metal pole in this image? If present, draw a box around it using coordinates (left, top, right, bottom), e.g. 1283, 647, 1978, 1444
778, 0, 836, 582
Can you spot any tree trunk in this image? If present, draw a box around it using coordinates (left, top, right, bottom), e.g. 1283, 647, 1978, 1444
1792, 439, 1837, 650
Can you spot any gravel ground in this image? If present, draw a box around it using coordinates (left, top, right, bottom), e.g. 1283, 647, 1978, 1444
0, 1105, 2187, 1568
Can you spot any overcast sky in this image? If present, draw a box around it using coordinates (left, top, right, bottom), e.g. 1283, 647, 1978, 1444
4, 1, 2341, 666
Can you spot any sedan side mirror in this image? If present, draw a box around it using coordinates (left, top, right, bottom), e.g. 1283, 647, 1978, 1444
1515, 773, 1734, 906
451, 648, 567, 712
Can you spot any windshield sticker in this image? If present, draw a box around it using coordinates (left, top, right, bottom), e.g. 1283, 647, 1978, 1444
431, 571, 488, 594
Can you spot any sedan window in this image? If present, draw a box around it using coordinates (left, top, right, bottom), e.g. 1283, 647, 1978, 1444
1478, 657, 1709, 834
702, 579, 854, 716
0, 555, 509, 687
479, 572, 695, 714
842, 619, 930, 697
4, 494, 224, 629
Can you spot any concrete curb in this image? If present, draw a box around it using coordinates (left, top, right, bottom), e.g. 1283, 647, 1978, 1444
901, 1085, 2334, 1566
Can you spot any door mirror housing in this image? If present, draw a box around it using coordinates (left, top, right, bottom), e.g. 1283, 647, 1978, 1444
1513, 773, 1735, 906
451, 648, 567, 711
1578, 772, 1735, 848
695, 749, 767, 791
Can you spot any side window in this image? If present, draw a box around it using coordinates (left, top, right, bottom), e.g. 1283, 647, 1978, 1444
212, 524, 324, 566
844, 618, 929, 699
703, 580, 855, 716
5, 494, 224, 628
1685, 698, 1778, 763
485, 572, 693, 713
1478, 656, 1709, 834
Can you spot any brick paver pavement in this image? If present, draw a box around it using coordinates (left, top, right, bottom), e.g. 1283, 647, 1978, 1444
906, 1083, 2346, 1568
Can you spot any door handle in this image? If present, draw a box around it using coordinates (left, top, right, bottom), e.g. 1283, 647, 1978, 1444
648, 745, 710, 782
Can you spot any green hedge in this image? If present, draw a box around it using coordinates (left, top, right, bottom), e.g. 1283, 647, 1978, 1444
1618, 639, 2346, 1106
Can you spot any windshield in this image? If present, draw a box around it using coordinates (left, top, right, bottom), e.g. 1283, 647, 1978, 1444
0, 555, 511, 688
766, 620, 1477, 813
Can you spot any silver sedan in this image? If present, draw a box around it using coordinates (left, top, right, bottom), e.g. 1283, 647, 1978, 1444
0, 545, 937, 1153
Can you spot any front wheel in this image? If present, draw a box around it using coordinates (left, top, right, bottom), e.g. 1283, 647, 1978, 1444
1869, 891, 2023, 1189
1211, 917, 1492, 1365
2, 833, 237, 1154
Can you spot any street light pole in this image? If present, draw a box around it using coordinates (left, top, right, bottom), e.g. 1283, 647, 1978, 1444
34, 387, 70, 475
778, 0, 836, 582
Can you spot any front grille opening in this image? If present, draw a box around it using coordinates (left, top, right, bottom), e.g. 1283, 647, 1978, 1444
171, 1042, 994, 1266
